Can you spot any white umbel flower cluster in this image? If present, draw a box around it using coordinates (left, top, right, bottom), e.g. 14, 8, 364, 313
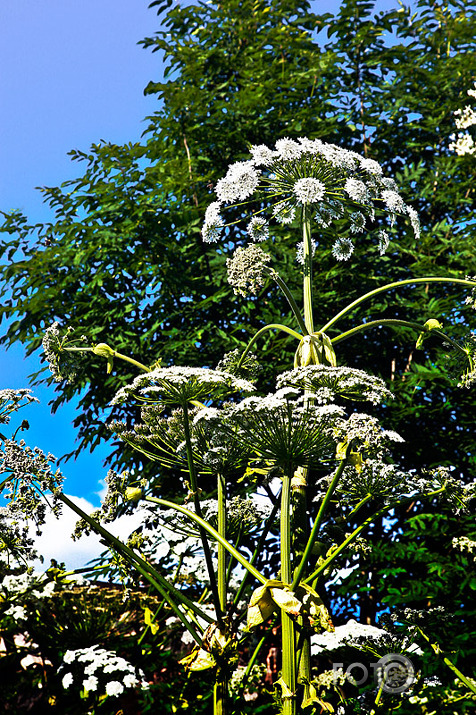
0, 389, 38, 425
194, 389, 344, 469
202, 137, 420, 261
449, 82, 476, 156
452, 535, 476, 560
311, 619, 387, 654
60, 645, 148, 697
111, 366, 255, 406
276, 365, 393, 405
226, 244, 272, 296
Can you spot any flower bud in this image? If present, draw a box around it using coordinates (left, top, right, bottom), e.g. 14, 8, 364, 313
124, 486, 143, 502
294, 332, 336, 367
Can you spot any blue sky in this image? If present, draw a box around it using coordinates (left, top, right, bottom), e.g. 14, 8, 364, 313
1, 0, 162, 505
1, 0, 401, 565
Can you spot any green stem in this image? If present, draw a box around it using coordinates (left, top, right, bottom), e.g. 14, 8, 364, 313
64, 346, 150, 373
237, 323, 303, 370
292, 458, 347, 590
332, 318, 430, 344
332, 319, 470, 357
320, 277, 476, 334
441, 659, 476, 694
214, 681, 227, 715
225, 523, 241, 590
416, 627, 476, 694
302, 207, 314, 334
57, 492, 203, 643
281, 473, 296, 715
182, 402, 223, 623
347, 494, 373, 519
291, 467, 310, 704
145, 496, 267, 585
266, 268, 308, 335
217, 473, 227, 613
370, 680, 386, 715
231, 495, 281, 614
304, 487, 446, 584
114, 351, 151, 372
237, 634, 267, 696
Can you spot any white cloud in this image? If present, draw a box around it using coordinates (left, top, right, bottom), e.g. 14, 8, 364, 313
31, 495, 143, 571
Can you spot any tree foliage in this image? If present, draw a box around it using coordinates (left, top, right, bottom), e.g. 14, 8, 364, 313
1, 0, 474, 476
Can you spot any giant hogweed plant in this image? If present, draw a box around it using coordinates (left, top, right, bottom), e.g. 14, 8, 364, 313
2, 138, 476, 714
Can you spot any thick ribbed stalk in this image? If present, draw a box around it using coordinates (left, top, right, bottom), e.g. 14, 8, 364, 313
215, 472, 228, 715
217, 473, 227, 612
182, 402, 222, 625
291, 466, 310, 703
292, 458, 347, 590
293, 206, 314, 706
302, 207, 314, 334
214, 682, 226, 715
281, 473, 296, 715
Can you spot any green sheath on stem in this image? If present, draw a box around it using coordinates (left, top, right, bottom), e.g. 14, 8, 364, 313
280, 473, 296, 715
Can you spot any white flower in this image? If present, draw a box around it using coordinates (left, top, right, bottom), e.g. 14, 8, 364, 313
454, 105, 476, 130
123, 673, 139, 688
216, 161, 260, 203
5, 605, 27, 620
277, 365, 393, 405
311, 619, 387, 654
272, 202, 296, 224
452, 535, 476, 553
246, 216, 269, 242
359, 157, 383, 175
449, 132, 476, 156
111, 366, 255, 406
349, 211, 366, 233
106, 680, 125, 697
381, 189, 406, 213
202, 137, 419, 259
344, 177, 370, 202
275, 137, 303, 160
377, 229, 390, 255
332, 237, 354, 261
226, 244, 272, 296
83, 675, 99, 692
204, 201, 223, 223
202, 217, 224, 243
62, 672, 74, 689
293, 177, 326, 204
250, 144, 277, 166
63, 650, 76, 664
